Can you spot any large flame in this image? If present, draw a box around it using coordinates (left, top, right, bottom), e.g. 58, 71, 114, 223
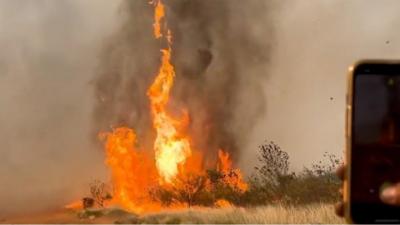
147, 44, 192, 184
103, 128, 160, 212
97, 0, 247, 213
217, 150, 248, 193
148, 0, 197, 184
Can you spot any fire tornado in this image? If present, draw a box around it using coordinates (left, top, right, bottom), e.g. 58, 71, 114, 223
101, 0, 247, 213
148, 0, 192, 183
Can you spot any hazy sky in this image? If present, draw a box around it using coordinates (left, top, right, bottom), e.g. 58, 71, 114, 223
0, 0, 122, 214
1, 0, 400, 214
241, 0, 400, 171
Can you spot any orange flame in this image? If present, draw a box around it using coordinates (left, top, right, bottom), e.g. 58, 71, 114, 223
64, 200, 83, 211
148, 0, 193, 184
218, 150, 248, 193
147, 47, 192, 183
215, 199, 233, 208
153, 0, 165, 39
103, 127, 161, 213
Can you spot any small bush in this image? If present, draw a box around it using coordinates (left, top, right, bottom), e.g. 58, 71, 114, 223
89, 180, 112, 207
245, 141, 341, 206
149, 170, 247, 208
149, 173, 212, 207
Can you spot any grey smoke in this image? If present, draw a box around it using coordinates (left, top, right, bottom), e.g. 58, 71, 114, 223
93, 0, 274, 164
0, 0, 121, 216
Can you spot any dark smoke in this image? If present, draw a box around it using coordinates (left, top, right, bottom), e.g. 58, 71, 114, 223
93, 0, 274, 163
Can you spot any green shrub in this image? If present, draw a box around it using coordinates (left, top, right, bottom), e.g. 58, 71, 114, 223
245, 141, 341, 206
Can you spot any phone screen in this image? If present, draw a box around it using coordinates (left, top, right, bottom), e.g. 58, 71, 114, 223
352, 63, 400, 223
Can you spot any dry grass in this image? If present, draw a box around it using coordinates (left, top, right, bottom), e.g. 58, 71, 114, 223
3, 204, 344, 224
121, 203, 345, 224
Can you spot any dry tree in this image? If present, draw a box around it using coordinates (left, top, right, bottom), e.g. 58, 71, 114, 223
89, 180, 112, 207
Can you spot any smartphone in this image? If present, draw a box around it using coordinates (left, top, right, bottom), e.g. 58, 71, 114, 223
346, 60, 400, 223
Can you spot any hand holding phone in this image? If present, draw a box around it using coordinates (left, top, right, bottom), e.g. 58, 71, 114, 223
336, 165, 400, 217
344, 61, 400, 223
381, 183, 400, 204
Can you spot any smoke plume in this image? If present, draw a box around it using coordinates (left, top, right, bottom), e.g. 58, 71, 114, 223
93, 0, 274, 163
0, 0, 120, 216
